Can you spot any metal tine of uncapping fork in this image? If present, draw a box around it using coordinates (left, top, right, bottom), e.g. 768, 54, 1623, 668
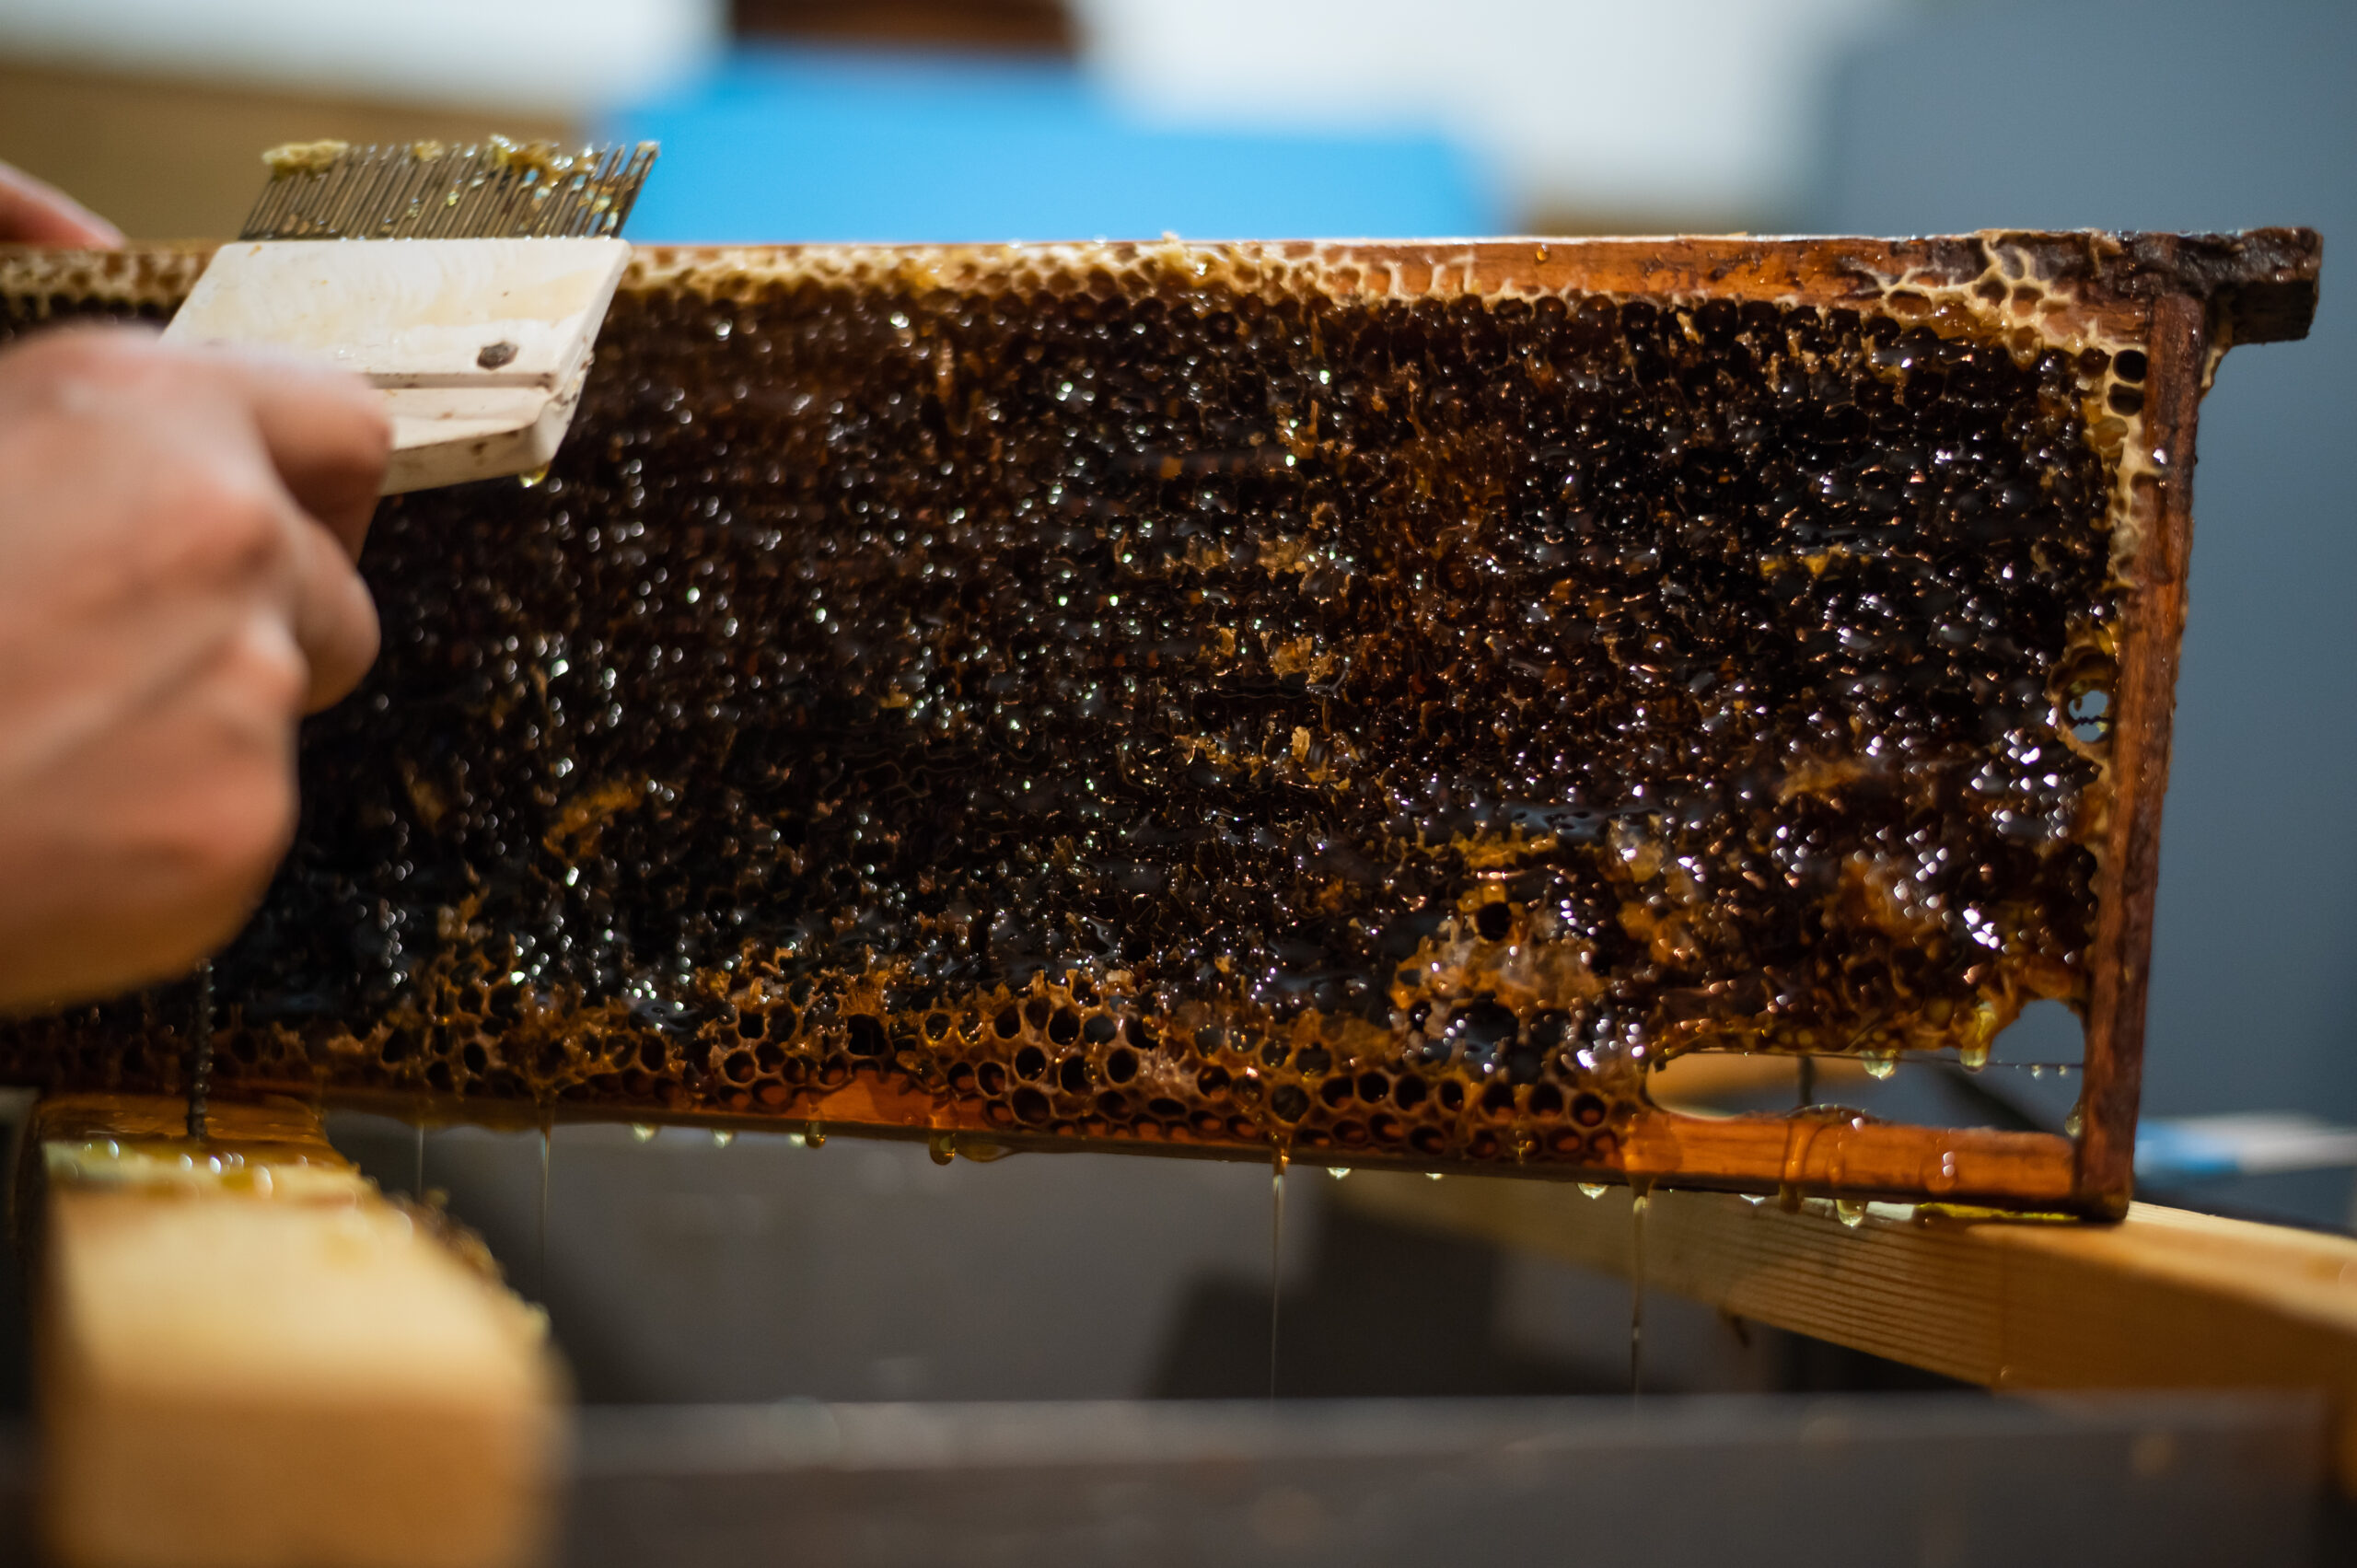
238, 138, 655, 245
332, 150, 402, 240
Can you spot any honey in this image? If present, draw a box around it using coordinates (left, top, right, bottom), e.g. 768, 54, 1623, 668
0, 233, 2320, 1203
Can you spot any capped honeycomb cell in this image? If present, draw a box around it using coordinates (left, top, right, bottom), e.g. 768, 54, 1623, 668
0, 231, 2320, 1213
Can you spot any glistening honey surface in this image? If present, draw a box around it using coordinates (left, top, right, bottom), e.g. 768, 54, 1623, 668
2, 250, 2123, 1170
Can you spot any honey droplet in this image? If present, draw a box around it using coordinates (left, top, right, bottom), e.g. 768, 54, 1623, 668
629, 1123, 656, 1144
1579, 1182, 1608, 1199
1835, 1199, 1867, 1227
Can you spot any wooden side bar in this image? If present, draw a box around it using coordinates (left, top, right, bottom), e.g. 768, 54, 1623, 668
1339, 1170, 2357, 1493
30, 1096, 563, 1568
2074, 290, 2211, 1213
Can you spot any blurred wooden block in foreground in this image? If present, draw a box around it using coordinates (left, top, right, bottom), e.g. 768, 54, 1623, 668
30, 1094, 563, 1568
1340, 1170, 2357, 1493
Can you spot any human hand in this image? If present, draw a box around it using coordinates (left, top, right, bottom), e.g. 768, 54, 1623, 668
0, 163, 122, 247
0, 326, 389, 1011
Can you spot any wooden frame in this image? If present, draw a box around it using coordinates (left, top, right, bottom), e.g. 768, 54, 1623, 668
0, 230, 2321, 1215
1339, 1168, 2357, 1493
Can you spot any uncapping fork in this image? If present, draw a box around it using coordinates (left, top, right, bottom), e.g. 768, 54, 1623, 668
160, 136, 656, 494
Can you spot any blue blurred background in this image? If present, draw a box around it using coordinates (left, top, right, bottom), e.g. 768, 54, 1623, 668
610, 46, 1497, 242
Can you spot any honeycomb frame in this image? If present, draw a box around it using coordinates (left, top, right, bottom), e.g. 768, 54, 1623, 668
0, 230, 2320, 1215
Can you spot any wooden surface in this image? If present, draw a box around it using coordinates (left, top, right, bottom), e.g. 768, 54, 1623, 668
33, 1095, 563, 1568
1341, 1169, 2357, 1493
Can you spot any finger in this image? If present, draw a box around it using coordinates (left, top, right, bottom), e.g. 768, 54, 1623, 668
42, 333, 386, 709
281, 501, 381, 712
19, 325, 390, 555
204, 347, 392, 558
0, 321, 159, 424
0, 164, 123, 248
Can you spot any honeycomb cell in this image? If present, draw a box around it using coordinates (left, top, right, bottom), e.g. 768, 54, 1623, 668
11, 233, 2290, 1185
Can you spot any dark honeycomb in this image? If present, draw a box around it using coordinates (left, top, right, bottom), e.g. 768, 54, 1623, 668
0, 244, 2132, 1172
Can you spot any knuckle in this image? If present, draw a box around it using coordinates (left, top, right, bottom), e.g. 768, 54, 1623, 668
171, 466, 290, 579
354, 396, 393, 458
308, 366, 391, 437
301, 375, 394, 477
226, 615, 309, 714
